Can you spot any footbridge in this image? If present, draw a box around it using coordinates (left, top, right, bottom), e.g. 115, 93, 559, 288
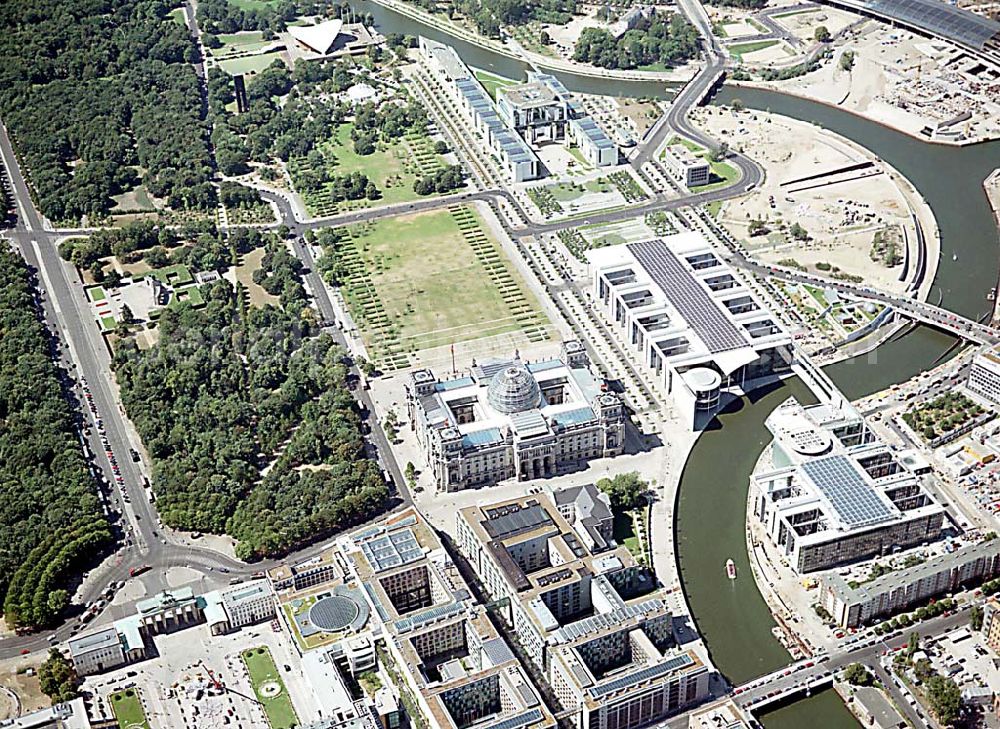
735, 258, 1000, 346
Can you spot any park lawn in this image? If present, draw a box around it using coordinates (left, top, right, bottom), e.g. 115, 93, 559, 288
168, 6, 185, 24
111, 689, 150, 729
242, 646, 298, 729
211, 31, 272, 58
234, 248, 280, 308
474, 70, 519, 100
729, 39, 779, 59
219, 51, 284, 76
349, 210, 544, 350
227, 0, 281, 9
304, 124, 446, 213
547, 182, 584, 202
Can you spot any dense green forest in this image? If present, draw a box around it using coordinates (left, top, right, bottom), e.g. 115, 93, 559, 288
0, 249, 111, 629
113, 237, 388, 559
573, 12, 701, 69
0, 0, 215, 222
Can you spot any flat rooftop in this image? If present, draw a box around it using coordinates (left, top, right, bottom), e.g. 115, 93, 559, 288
499, 82, 559, 108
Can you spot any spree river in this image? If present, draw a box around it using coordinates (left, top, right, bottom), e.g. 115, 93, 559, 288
351, 2, 1000, 721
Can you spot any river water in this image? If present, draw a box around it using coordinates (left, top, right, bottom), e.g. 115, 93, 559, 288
351, 2, 1000, 722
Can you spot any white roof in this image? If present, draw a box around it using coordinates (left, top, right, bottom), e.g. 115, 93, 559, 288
289, 19, 344, 54
346, 83, 377, 102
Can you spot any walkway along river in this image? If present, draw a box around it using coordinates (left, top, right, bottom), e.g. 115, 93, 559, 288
346, 2, 1000, 721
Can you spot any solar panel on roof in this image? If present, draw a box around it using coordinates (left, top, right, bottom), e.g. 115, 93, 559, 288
360, 527, 423, 572
801, 455, 895, 528
628, 240, 749, 353
482, 708, 543, 729
587, 654, 695, 698
859, 0, 1000, 49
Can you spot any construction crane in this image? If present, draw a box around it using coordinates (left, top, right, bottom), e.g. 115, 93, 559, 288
199, 660, 224, 692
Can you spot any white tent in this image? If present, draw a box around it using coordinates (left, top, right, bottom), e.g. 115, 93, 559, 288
289, 19, 344, 55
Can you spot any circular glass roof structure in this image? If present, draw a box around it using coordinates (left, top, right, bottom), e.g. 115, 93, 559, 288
309, 595, 362, 633
487, 365, 541, 414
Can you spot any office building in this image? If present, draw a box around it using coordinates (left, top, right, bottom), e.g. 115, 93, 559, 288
67, 626, 130, 677
822, 539, 1000, 628
457, 495, 709, 729
587, 235, 794, 428
406, 341, 625, 492
269, 549, 343, 593
0, 698, 91, 729
205, 579, 276, 635
981, 596, 1000, 654
662, 145, 711, 188
966, 345, 1000, 408
341, 508, 554, 729
752, 397, 947, 574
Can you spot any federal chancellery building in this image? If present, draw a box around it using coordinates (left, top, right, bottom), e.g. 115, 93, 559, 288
406, 341, 625, 492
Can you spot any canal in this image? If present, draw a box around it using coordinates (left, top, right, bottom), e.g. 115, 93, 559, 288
348, 2, 1000, 722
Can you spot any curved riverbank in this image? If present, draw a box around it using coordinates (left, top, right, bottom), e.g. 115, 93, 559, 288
726, 80, 990, 148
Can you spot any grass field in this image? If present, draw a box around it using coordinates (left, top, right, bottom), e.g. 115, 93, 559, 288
691, 159, 740, 193
219, 51, 283, 76
234, 248, 280, 308
327, 207, 549, 368
168, 6, 185, 24
227, 0, 281, 9
111, 689, 150, 729
729, 39, 780, 59
87, 286, 107, 302
242, 647, 298, 729
298, 124, 446, 216
211, 31, 273, 58
474, 70, 519, 100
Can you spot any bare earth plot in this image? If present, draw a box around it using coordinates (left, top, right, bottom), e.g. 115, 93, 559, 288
334, 207, 551, 369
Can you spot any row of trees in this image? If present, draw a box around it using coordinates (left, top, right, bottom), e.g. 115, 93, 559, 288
573, 13, 700, 70
113, 244, 387, 558
0, 0, 215, 222
451, 0, 577, 38
0, 249, 110, 629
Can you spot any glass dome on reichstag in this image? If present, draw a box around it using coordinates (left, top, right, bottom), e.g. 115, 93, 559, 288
487, 365, 541, 414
